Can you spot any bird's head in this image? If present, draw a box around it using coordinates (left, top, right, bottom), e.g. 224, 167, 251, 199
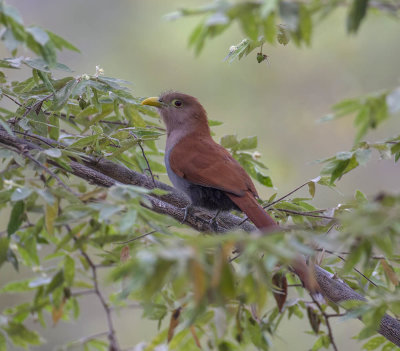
141, 92, 208, 134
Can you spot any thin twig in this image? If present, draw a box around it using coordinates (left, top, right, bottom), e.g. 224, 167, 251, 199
110, 303, 141, 311
275, 208, 336, 220
115, 229, 159, 245
315, 248, 394, 261
68, 225, 120, 351
97, 120, 128, 126
13, 130, 60, 148
71, 289, 96, 297
264, 180, 314, 210
326, 313, 347, 318
310, 293, 339, 351
67, 331, 109, 347
316, 245, 379, 287
239, 179, 316, 226
129, 131, 156, 187
2, 92, 22, 106
326, 251, 379, 288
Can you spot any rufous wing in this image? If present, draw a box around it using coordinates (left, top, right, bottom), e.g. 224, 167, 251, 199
169, 133, 258, 197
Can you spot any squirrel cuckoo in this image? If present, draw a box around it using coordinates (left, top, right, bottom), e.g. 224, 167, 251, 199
141, 92, 317, 292
141, 92, 277, 230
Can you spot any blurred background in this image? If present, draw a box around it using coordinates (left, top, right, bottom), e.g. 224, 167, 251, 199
0, 0, 399, 350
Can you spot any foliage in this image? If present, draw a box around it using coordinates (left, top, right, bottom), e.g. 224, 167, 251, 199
0, 1, 399, 351
166, 0, 400, 63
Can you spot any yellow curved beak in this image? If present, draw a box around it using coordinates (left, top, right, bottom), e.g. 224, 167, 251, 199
141, 97, 162, 107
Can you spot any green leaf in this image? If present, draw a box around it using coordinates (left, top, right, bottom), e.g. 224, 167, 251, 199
45, 270, 64, 294
43, 148, 62, 158
28, 276, 52, 288
208, 119, 223, 127
7, 200, 25, 236
0, 279, 32, 293
0, 238, 9, 268
308, 181, 316, 198
238, 9, 259, 41
46, 30, 80, 52
299, 5, 312, 45
26, 26, 50, 45
69, 135, 98, 149
3, 322, 42, 347
355, 190, 368, 204
0, 118, 15, 136
224, 39, 251, 63
355, 148, 371, 165
37, 70, 55, 92
119, 209, 137, 233
263, 12, 276, 44
236, 136, 257, 150
0, 332, 6, 351
11, 187, 33, 201
277, 25, 290, 45
23, 58, 50, 72
64, 255, 75, 286
98, 204, 122, 221
255, 169, 273, 187
312, 334, 331, 351
220, 134, 238, 149
347, 0, 369, 33
51, 78, 77, 110
261, 0, 278, 18
362, 336, 386, 350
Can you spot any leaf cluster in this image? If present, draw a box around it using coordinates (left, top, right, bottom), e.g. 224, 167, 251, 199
0, 1, 399, 350
167, 0, 399, 62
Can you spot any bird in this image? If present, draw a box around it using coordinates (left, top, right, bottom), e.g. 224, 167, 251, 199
141, 91, 277, 230
141, 91, 317, 292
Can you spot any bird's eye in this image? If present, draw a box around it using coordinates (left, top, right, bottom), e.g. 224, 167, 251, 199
172, 99, 183, 108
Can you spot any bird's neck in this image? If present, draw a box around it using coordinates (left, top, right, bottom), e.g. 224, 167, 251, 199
166, 121, 211, 154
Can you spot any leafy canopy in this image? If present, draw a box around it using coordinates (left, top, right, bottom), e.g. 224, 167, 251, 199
0, 1, 399, 351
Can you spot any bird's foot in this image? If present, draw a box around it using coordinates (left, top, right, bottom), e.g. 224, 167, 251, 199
208, 210, 221, 231
181, 204, 192, 224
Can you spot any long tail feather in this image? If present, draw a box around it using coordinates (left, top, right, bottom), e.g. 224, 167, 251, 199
227, 191, 277, 230
227, 191, 320, 293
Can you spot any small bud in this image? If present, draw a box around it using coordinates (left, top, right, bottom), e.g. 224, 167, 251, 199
9, 243, 18, 251
32, 265, 42, 273
252, 151, 261, 160
229, 45, 237, 53
95, 65, 104, 77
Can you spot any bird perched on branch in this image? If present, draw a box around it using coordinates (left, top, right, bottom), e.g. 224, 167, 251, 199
141, 92, 277, 230
142, 92, 317, 292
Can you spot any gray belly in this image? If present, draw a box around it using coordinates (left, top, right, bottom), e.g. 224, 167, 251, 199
165, 151, 192, 195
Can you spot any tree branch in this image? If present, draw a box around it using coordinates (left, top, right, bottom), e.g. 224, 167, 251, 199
69, 227, 120, 351
315, 266, 400, 346
1, 129, 399, 347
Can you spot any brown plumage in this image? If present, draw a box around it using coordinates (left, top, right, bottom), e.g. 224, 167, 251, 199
141, 92, 317, 292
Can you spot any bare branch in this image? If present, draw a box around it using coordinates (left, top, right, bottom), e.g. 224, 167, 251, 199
130, 131, 155, 187
68, 226, 120, 351
310, 292, 339, 351
315, 266, 400, 346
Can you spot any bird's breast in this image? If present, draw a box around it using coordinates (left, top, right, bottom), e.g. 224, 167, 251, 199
165, 149, 192, 195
